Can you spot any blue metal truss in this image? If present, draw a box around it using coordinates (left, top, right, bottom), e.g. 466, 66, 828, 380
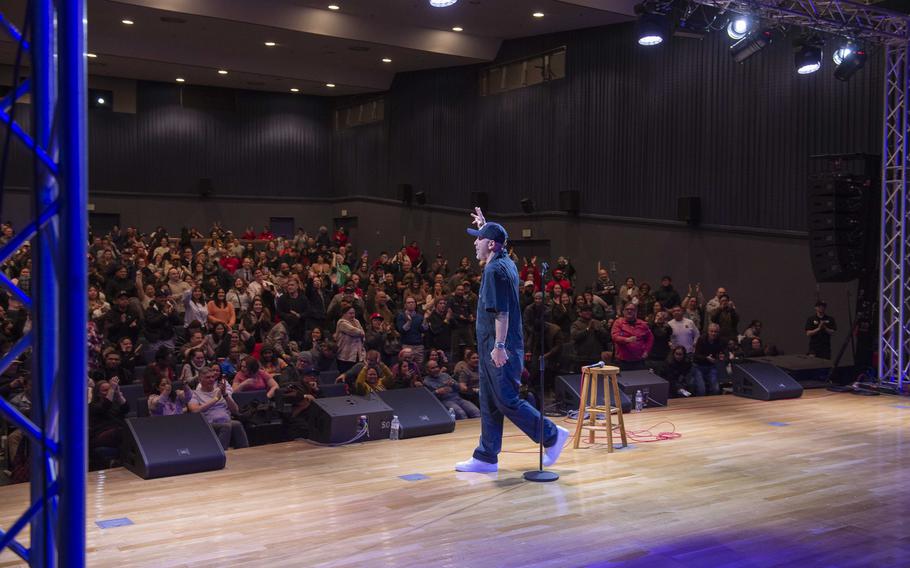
0, 0, 87, 567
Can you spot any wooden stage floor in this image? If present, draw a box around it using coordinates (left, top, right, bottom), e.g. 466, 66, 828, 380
2, 390, 909, 568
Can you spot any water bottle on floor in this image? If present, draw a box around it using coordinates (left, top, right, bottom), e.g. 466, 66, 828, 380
390, 415, 400, 440
634, 389, 644, 412
448, 407, 457, 421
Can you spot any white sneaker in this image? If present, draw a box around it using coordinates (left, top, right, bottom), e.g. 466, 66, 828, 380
542, 425, 570, 467
454, 457, 498, 473
678, 388, 692, 397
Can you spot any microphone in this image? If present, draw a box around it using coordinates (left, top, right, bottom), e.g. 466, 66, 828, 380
583, 361, 606, 369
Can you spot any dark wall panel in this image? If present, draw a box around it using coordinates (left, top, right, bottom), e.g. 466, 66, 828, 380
89, 82, 333, 197
339, 22, 881, 230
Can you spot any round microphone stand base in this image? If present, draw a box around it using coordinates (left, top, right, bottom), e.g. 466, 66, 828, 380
523, 469, 559, 482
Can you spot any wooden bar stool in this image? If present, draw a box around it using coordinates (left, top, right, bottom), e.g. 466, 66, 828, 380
572, 365, 628, 452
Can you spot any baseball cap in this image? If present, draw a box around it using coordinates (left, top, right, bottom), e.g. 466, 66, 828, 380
524, 280, 534, 287
466, 222, 508, 244
154, 287, 169, 298
370, 312, 384, 320
115, 290, 130, 299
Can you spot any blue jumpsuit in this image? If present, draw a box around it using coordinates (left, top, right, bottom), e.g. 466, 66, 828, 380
473, 250, 558, 464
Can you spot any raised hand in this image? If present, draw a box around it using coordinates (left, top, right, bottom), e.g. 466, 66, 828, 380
471, 207, 486, 229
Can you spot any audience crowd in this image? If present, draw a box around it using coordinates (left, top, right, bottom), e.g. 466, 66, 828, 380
0, 219, 802, 482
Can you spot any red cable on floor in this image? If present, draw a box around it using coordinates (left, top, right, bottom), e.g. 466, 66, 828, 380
499, 420, 680, 453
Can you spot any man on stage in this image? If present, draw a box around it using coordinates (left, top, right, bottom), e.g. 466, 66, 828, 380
455, 208, 569, 473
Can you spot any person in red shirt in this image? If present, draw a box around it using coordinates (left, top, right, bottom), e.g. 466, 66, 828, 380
519, 257, 541, 292
333, 227, 349, 248
611, 303, 654, 371
545, 268, 572, 296
258, 226, 275, 240
405, 240, 421, 264
232, 358, 279, 398
241, 226, 256, 240
219, 251, 241, 274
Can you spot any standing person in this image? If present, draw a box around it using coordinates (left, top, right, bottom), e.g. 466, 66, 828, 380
454, 208, 569, 473
611, 303, 654, 371
805, 301, 836, 359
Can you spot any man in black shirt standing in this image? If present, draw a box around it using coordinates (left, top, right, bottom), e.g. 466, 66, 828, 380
805, 301, 836, 359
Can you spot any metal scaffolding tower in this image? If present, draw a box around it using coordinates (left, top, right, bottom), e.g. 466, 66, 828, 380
686, 1, 910, 392
0, 0, 88, 566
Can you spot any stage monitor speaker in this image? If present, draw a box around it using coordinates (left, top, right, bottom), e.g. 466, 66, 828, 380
309, 395, 393, 444
377, 387, 454, 439
555, 374, 631, 413
398, 183, 413, 205
471, 191, 489, 211
617, 369, 670, 407
123, 413, 226, 480
414, 191, 427, 205
677, 196, 701, 226
731, 362, 804, 401
558, 190, 579, 214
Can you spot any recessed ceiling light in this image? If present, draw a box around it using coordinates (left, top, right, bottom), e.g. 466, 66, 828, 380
121, 19, 134, 25
382, 57, 392, 63
264, 41, 276, 47
430, 0, 458, 6
290, 88, 299, 92
217, 69, 228, 75
328, 4, 340, 9
452, 26, 463, 32
176, 77, 185, 83
86, 53, 97, 58
532, 12, 545, 18
325, 83, 336, 88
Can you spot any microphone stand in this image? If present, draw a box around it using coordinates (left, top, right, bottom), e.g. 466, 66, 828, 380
524, 261, 559, 482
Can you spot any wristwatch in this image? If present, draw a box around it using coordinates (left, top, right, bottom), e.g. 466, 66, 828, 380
495, 342, 506, 350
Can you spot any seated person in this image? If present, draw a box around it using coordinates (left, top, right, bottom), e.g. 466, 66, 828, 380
148, 377, 193, 416
283, 365, 322, 439
422, 359, 479, 420
189, 366, 249, 450
426, 348, 450, 374
178, 348, 209, 388
258, 345, 288, 378
93, 348, 136, 386
89, 378, 130, 464
181, 326, 214, 361
453, 349, 480, 405
142, 346, 175, 396
353, 364, 386, 397
662, 346, 693, 397
385, 347, 423, 389
231, 358, 279, 398
218, 346, 244, 380
337, 349, 393, 390
307, 340, 338, 372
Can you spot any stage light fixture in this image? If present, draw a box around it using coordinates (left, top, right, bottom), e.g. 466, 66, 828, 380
834, 47, 867, 81
730, 28, 773, 63
795, 44, 822, 75
726, 16, 750, 40
637, 13, 668, 46
520, 198, 534, 214
429, 0, 457, 6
